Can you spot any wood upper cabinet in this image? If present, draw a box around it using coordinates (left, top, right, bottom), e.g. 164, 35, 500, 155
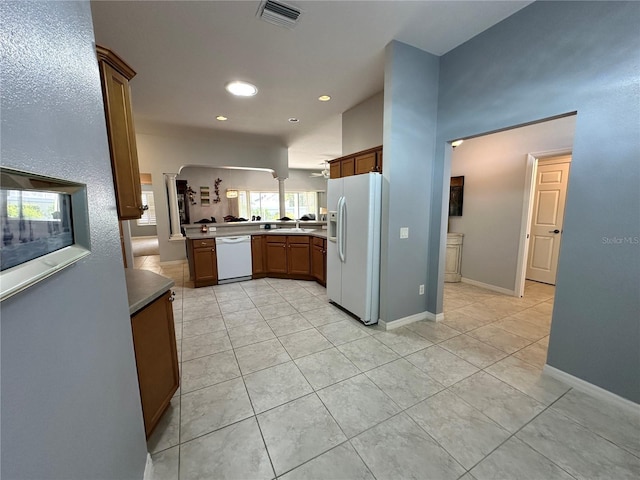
130, 290, 179, 438
341, 158, 355, 177
329, 146, 382, 179
251, 235, 266, 277
192, 239, 218, 287
329, 161, 341, 179
311, 237, 326, 285
355, 151, 377, 175
96, 45, 143, 220
287, 236, 310, 276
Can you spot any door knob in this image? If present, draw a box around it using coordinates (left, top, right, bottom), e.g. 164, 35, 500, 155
549, 229, 560, 234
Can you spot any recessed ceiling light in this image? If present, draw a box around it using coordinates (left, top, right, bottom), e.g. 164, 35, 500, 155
225, 81, 258, 97
318, 95, 331, 102
288, 117, 299, 123
451, 139, 464, 147
216, 115, 228, 121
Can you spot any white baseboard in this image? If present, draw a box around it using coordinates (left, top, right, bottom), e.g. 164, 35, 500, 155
132, 235, 158, 239
543, 365, 640, 415
143, 453, 153, 480
461, 277, 516, 296
380, 310, 443, 330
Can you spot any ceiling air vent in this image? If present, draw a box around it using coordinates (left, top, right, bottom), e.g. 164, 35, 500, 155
258, 0, 301, 29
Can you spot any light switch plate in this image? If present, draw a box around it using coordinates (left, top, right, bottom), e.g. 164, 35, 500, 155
400, 227, 409, 239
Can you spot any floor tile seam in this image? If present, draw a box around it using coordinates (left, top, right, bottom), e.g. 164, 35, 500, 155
505, 389, 590, 480
335, 348, 401, 374
478, 359, 557, 406
179, 372, 243, 397
177, 411, 259, 449
244, 378, 316, 417
545, 403, 640, 460
180, 345, 235, 364
462, 389, 579, 479
234, 355, 280, 479
433, 337, 509, 371
363, 369, 445, 412
287, 343, 335, 362
179, 327, 228, 341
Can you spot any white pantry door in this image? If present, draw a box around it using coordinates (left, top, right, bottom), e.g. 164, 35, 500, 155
526, 160, 571, 285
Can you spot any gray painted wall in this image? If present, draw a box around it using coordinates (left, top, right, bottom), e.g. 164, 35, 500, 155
431, 1, 640, 402
449, 115, 576, 291
342, 92, 384, 155
381, 41, 439, 324
135, 124, 288, 261
1, 1, 148, 478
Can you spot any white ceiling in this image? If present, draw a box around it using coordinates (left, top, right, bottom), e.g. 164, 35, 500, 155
90, 0, 532, 170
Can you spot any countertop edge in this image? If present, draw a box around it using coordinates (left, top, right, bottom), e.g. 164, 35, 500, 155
125, 269, 175, 315
185, 229, 328, 240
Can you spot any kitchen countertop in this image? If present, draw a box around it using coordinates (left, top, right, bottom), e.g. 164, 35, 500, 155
125, 268, 175, 315
185, 228, 328, 240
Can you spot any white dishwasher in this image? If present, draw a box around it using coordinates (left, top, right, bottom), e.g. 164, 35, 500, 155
215, 235, 253, 283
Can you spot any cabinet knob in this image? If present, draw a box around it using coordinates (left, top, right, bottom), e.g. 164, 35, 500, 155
168, 291, 176, 302
201, 242, 207, 246
212, 248, 215, 252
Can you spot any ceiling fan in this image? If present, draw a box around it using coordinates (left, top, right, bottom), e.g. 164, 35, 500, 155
310, 161, 330, 179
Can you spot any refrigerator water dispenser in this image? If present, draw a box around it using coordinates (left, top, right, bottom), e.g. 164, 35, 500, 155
328, 211, 338, 242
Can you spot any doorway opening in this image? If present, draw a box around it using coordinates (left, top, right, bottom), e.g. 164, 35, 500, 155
444, 114, 576, 300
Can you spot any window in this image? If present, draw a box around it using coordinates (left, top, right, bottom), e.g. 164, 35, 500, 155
239, 191, 318, 220
5, 190, 60, 221
137, 191, 156, 226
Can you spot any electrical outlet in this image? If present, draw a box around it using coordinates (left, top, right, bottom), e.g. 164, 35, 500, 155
400, 227, 409, 239
419, 284, 425, 295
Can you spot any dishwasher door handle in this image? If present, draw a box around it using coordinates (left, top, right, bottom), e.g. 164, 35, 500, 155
216, 236, 250, 244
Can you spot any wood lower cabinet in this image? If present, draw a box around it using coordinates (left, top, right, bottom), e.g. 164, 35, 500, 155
188, 238, 218, 287
264, 235, 311, 278
287, 236, 311, 275
265, 236, 288, 274
130, 290, 179, 438
97, 45, 143, 220
330, 145, 383, 179
311, 237, 327, 285
251, 235, 266, 277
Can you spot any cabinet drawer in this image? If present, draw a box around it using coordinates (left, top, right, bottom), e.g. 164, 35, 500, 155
312, 237, 325, 247
266, 235, 286, 243
193, 238, 215, 248
287, 235, 309, 244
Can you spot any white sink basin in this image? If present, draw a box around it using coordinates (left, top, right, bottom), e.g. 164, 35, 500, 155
275, 228, 314, 233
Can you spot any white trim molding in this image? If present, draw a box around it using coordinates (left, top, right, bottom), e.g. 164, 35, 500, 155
143, 453, 153, 480
544, 365, 640, 415
461, 277, 516, 296
379, 310, 443, 330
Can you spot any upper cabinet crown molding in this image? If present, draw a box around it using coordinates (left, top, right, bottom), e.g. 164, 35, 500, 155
96, 45, 136, 80
96, 44, 143, 220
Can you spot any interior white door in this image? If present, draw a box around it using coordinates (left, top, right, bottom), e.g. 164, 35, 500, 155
526, 160, 570, 284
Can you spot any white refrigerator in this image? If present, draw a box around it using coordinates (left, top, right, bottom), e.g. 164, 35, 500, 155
327, 172, 382, 325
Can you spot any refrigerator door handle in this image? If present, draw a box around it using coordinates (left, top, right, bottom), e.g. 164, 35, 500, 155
336, 196, 345, 263
339, 196, 346, 263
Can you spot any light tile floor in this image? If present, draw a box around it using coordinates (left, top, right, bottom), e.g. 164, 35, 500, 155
138, 256, 640, 480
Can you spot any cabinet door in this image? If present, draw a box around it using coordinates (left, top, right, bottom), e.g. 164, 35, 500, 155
251, 236, 266, 276
376, 148, 383, 173
355, 152, 377, 174
193, 246, 217, 284
341, 158, 355, 177
99, 61, 143, 220
288, 237, 310, 275
131, 291, 180, 437
330, 161, 341, 179
266, 240, 288, 274
311, 243, 325, 283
